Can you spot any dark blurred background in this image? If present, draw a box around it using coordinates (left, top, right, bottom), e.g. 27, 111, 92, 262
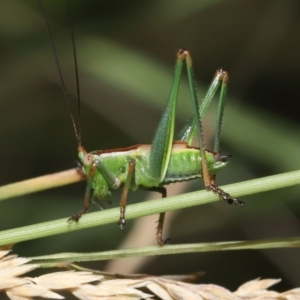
0, 0, 300, 292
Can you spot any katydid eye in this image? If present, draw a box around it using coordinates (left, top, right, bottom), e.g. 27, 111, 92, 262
83, 154, 93, 166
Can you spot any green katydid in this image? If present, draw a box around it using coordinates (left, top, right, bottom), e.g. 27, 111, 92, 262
41, 2, 243, 246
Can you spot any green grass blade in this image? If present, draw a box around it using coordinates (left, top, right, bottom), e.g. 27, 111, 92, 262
0, 169, 300, 247
30, 236, 300, 266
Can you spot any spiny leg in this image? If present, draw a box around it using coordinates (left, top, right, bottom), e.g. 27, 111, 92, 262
67, 185, 92, 222
209, 176, 243, 205
68, 161, 96, 222
118, 159, 136, 231
177, 50, 243, 205
146, 50, 184, 244
176, 62, 225, 144
118, 161, 169, 246
144, 187, 167, 246
149, 50, 185, 183
208, 71, 244, 205
147, 50, 197, 245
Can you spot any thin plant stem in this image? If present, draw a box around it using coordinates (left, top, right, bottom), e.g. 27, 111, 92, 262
0, 169, 300, 247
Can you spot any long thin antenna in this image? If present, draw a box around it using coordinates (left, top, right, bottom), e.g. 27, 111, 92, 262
66, 0, 82, 146
38, 0, 82, 147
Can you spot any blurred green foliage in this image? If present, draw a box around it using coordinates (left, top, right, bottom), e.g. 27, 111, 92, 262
0, 0, 300, 291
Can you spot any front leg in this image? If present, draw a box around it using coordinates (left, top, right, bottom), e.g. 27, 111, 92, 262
118, 159, 136, 231
68, 158, 97, 222
68, 154, 121, 222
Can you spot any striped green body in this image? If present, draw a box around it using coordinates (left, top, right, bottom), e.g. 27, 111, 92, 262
79, 141, 228, 200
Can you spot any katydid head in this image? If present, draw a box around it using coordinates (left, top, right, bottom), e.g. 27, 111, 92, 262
83, 153, 93, 168
78, 147, 94, 173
